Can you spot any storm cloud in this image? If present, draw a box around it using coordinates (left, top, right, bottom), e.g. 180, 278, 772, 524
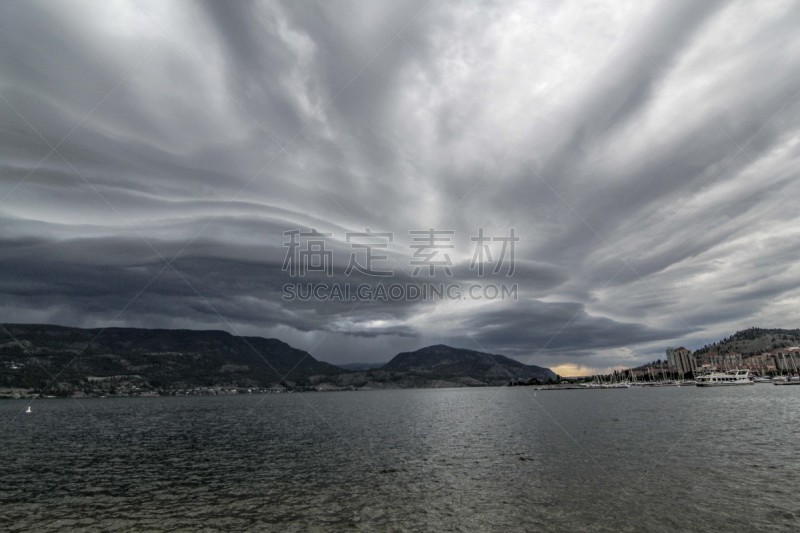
2, 0, 800, 372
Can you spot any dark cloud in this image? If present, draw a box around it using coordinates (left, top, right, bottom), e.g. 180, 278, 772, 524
2, 0, 800, 371
455, 300, 690, 357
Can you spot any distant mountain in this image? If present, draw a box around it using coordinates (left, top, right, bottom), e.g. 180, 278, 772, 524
0, 325, 557, 396
0, 323, 342, 396
381, 344, 556, 385
336, 362, 386, 371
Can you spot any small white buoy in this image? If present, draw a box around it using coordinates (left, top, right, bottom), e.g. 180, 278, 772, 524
25, 405, 31, 414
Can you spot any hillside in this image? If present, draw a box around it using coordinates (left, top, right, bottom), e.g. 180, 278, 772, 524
0, 324, 342, 396
381, 344, 556, 385
693, 327, 800, 356
305, 344, 556, 390
0, 325, 557, 397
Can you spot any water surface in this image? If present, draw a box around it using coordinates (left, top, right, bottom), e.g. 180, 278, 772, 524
2, 386, 799, 531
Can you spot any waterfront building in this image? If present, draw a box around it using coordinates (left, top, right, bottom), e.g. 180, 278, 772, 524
666, 347, 696, 377
773, 348, 800, 373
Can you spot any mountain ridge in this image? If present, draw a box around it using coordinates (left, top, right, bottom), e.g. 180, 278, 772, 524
0, 323, 341, 396
692, 327, 800, 356
0, 323, 556, 397
383, 344, 556, 383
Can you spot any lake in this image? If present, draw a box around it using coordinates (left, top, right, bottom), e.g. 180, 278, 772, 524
2, 386, 799, 531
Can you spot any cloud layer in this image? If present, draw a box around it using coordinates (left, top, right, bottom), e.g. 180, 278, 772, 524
2, 0, 800, 371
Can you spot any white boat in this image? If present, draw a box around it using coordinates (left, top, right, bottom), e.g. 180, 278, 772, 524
695, 369, 753, 386
774, 375, 800, 386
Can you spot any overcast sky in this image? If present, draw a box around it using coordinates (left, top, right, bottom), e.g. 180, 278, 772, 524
2, 0, 800, 374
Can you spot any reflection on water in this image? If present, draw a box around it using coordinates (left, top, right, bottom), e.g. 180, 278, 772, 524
2, 386, 799, 531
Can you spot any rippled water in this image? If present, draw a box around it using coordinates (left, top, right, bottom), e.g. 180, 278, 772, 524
2, 386, 799, 531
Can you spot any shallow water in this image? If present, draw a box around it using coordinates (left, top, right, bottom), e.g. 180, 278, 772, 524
2, 386, 799, 531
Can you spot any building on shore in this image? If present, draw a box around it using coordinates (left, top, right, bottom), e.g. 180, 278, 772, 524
773, 347, 800, 373
666, 347, 696, 377
743, 353, 777, 374
694, 351, 743, 371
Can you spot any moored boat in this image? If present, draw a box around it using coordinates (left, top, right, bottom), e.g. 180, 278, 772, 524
695, 369, 753, 386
